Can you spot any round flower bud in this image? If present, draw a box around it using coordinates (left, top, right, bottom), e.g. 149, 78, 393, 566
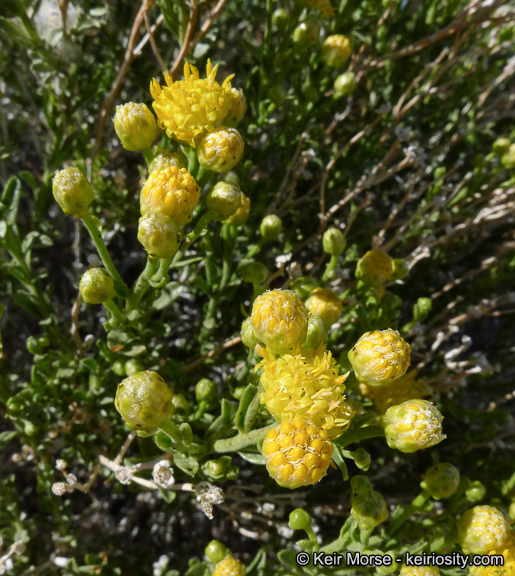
198, 127, 244, 173
289, 509, 312, 531
351, 490, 389, 529
354, 448, 371, 471
252, 289, 309, 354
260, 215, 283, 241
351, 475, 373, 495
225, 88, 247, 127
115, 371, 173, 435
322, 35, 352, 68
262, 420, 333, 489
469, 533, 515, 576
148, 149, 185, 173
239, 261, 269, 284
205, 540, 228, 564
137, 213, 181, 259
213, 556, 246, 576
112, 102, 160, 151
501, 144, 515, 170
323, 227, 346, 255
466, 481, 487, 503
196, 378, 217, 402
303, 314, 328, 349
334, 72, 358, 97
391, 258, 409, 281
492, 138, 511, 158
257, 346, 353, 439
222, 171, 240, 186
171, 393, 190, 415
140, 166, 200, 226
292, 21, 319, 48
79, 268, 116, 304
272, 7, 290, 30
400, 566, 440, 576
355, 249, 393, 287
349, 329, 411, 386
457, 506, 509, 554
382, 399, 446, 453
241, 317, 259, 348
421, 463, 460, 500
206, 182, 242, 218
52, 167, 94, 218
226, 193, 251, 226
305, 288, 343, 328
376, 553, 397, 575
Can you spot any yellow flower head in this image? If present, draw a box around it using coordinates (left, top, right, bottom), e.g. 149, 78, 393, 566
458, 506, 510, 555
469, 532, 515, 576
295, 0, 334, 18
305, 288, 343, 328
213, 556, 246, 576
263, 420, 334, 489
140, 166, 200, 226
400, 567, 440, 576
356, 249, 393, 287
256, 345, 353, 439
150, 60, 237, 148
360, 370, 432, 414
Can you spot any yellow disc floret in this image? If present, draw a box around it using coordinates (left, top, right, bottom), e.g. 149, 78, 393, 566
458, 506, 510, 554
256, 346, 353, 439
469, 532, 515, 576
150, 60, 238, 148
356, 249, 393, 287
213, 556, 246, 576
140, 166, 200, 226
359, 370, 432, 414
305, 288, 343, 328
263, 420, 333, 489
252, 289, 309, 354
198, 126, 245, 173
321, 35, 352, 68
382, 399, 446, 453
349, 329, 411, 386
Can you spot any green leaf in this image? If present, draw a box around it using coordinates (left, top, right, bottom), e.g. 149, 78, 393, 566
235, 384, 258, 433
237, 451, 265, 465
0, 430, 19, 447
332, 445, 349, 481
1, 177, 21, 225
173, 453, 199, 477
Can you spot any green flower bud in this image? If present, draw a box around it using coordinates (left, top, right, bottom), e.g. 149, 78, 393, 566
124, 358, 145, 377
196, 378, 217, 402
241, 317, 259, 348
239, 261, 269, 284
291, 276, 320, 299
289, 508, 312, 531
351, 475, 373, 495
53, 167, 94, 218
334, 72, 357, 97
465, 480, 486, 503
354, 448, 371, 471
323, 227, 346, 255
260, 215, 283, 241
272, 7, 290, 30
351, 490, 389, 529
321, 35, 352, 68
421, 463, 460, 500
112, 102, 160, 151
501, 144, 515, 170
171, 393, 190, 416
203, 459, 226, 479
303, 314, 328, 349
138, 213, 181, 259
226, 193, 251, 226
115, 371, 173, 435
391, 258, 409, 281
292, 21, 319, 49
112, 360, 126, 377
207, 182, 242, 219
376, 553, 397, 574
148, 149, 185, 173
492, 138, 511, 158
222, 171, 240, 186
79, 268, 116, 304
356, 249, 393, 287
205, 540, 228, 564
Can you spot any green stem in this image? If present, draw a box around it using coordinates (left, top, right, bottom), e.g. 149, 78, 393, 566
212, 423, 277, 453
182, 145, 199, 177
142, 148, 154, 166
386, 490, 431, 538
150, 258, 172, 287
333, 425, 385, 448
127, 257, 160, 310
82, 213, 130, 297
104, 299, 126, 324
322, 254, 339, 283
